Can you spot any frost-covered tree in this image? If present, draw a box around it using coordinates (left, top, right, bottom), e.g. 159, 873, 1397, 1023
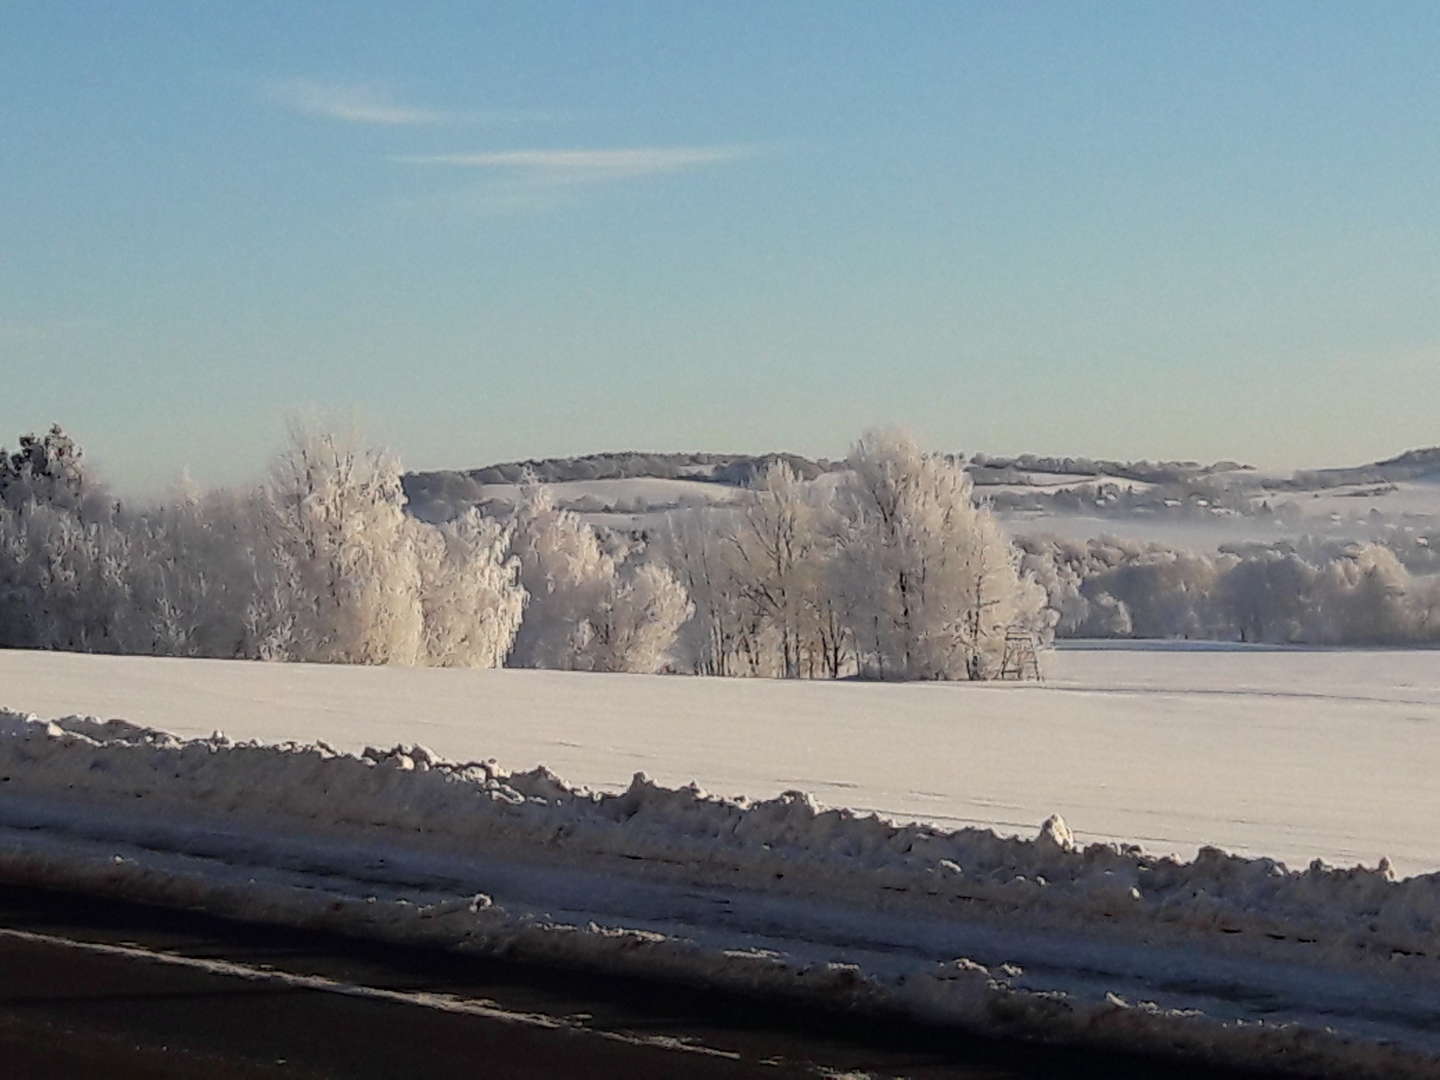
1084, 550, 1226, 639
415, 510, 525, 667
124, 484, 273, 657
1302, 544, 1416, 645
1218, 553, 1316, 644
0, 425, 91, 514
0, 422, 534, 668
0, 502, 133, 651
577, 562, 693, 674
1414, 575, 1440, 640
507, 480, 690, 673
259, 423, 426, 665
1017, 539, 1089, 636
1014, 532, 1440, 647
506, 481, 619, 668
659, 506, 748, 675
831, 429, 1044, 680
725, 462, 829, 678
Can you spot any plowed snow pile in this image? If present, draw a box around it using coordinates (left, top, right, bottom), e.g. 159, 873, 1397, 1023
3, 703, 1440, 1077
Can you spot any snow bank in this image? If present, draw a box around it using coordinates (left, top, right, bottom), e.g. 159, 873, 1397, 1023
2, 708, 1435, 966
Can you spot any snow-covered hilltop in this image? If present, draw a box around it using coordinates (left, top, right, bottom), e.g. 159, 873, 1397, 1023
404, 443, 1440, 536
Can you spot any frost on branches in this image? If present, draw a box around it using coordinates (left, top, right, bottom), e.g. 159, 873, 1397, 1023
1016, 535, 1440, 646
0, 423, 1048, 680
0, 423, 524, 668
658, 430, 1049, 680
832, 429, 1048, 680
503, 482, 691, 673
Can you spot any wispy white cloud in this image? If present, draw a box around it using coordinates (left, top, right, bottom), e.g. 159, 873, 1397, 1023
263, 78, 458, 126
391, 145, 757, 183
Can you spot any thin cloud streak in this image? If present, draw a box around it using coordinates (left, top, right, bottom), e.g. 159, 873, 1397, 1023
391, 145, 757, 182
262, 78, 558, 127
264, 79, 449, 125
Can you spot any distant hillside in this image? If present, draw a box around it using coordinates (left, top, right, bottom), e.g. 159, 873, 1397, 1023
401, 444, 1440, 531
402, 451, 838, 522
406, 448, 1253, 494
1375, 446, 1440, 475
407, 450, 837, 487
1291, 446, 1440, 489
968, 453, 1251, 487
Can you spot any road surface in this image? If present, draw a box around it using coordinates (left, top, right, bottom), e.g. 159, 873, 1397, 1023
0, 884, 1277, 1078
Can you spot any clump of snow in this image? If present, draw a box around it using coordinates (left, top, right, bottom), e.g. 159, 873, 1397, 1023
1036, 813, 1074, 851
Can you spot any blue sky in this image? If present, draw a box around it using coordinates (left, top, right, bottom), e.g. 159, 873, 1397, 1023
3, 2, 1438, 494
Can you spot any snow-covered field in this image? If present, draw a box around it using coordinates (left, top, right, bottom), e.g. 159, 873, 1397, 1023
5, 644, 1440, 1075
4, 643, 1436, 875
998, 511, 1296, 548
408, 460, 1440, 553
1282, 479, 1440, 523
998, 480, 1440, 547
473, 477, 741, 514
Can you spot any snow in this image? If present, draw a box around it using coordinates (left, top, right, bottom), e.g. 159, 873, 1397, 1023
3, 644, 1439, 877
1278, 479, 1440, 523
978, 474, 1159, 494
999, 512, 1297, 549
426, 466, 1440, 551
4, 700, 1440, 1076
987, 470, 1440, 549
458, 477, 744, 533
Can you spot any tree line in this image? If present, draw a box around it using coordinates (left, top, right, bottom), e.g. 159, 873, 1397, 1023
0, 425, 1045, 679
1020, 535, 1440, 645
7, 422, 1435, 673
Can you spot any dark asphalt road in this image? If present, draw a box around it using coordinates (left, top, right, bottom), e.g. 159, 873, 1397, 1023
0, 883, 1279, 1079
